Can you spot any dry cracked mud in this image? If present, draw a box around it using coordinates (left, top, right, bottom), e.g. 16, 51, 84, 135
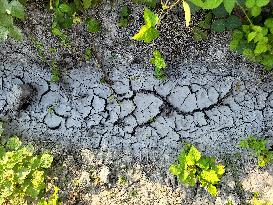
0, 2, 273, 204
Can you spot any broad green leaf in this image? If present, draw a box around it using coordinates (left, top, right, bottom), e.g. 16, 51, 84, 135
200, 170, 220, 184
189, 0, 223, 9
225, 15, 242, 30
182, 0, 191, 27
58, 3, 71, 13
169, 164, 181, 175
132, 25, 159, 43
8, 25, 23, 41
10, 0, 25, 19
85, 18, 100, 33
248, 31, 257, 42
6, 136, 22, 151
251, 6, 261, 17
143, 7, 158, 27
223, 0, 236, 14
212, 4, 228, 18
215, 165, 225, 175
207, 184, 217, 197
254, 39, 268, 54
40, 153, 53, 168
261, 54, 273, 68
0, 0, 9, 13
186, 145, 201, 165
82, 0, 91, 9
0, 26, 9, 42
211, 19, 226, 32
245, 0, 255, 8
256, 0, 270, 7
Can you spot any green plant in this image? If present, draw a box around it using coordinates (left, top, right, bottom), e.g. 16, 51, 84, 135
132, 8, 159, 43
84, 48, 92, 61
85, 18, 100, 33
118, 5, 131, 28
251, 192, 272, 205
0, 122, 54, 204
38, 186, 61, 205
150, 50, 166, 79
0, 0, 25, 42
239, 135, 273, 167
169, 144, 225, 197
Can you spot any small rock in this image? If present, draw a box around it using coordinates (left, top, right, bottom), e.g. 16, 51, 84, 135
99, 166, 110, 184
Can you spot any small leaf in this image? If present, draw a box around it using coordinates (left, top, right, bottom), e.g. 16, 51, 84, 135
169, 164, 181, 175
225, 15, 242, 30
251, 6, 261, 17
40, 153, 53, 168
6, 136, 22, 150
10, 0, 25, 19
212, 4, 228, 18
182, 0, 191, 27
8, 25, 23, 41
256, 0, 270, 7
223, 0, 236, 14
82, 0, 92, 9
132, 25, 159, 43
186, 145, 201, 165
58, 3, 71, 13
0, 26, 9, 42
245, 0, 255, 8
86, 18, 100, 33
211, 19, 226, 32
207, 184, 218, 197
264, 18, 273, 29
200, 170, 220, 184
143, 7, 159, 27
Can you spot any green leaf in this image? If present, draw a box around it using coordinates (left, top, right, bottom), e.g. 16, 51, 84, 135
0, 0, 9, 13
6, 136, 22, 150
207, 184, 218, 197
212, 4, 228, 18
82, 0, 92, 9
0, 26, 9, 42
250, 6, 261, 17
192, 27, 208, 41
198, 13, 212, 29
211, 19, 226, 32
143, 7, 158, 27
85, 18, 100, 33
8, 25, 23, 41
189, 0, 223, 9
254, 39, 268, 54
10, 0, 25, 19
186, 145, 201, 166
225, 15, 242, 30
261, 54, 273, 68
169, 164, 181, 175
223, 0, 236, 14
215, 165, 225, 175
132, 25, 159, 43
40, 153, 53, 168
256, 0, 270, 7
58, 3, 71, 13
245, 0, 255, 8
150, 50, 166, 79
200, 170, 220, 184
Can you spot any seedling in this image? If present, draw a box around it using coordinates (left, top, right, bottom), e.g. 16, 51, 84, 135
150, 50, 167, 79
169, 144, 225, 197
239, 135, 273, 167
85, 18, 100, 33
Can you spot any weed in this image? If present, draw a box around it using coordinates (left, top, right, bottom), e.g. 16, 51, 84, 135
0, 122, 55, 204
118, 6, 131, 28
150, 50, 166, 79
84, 48, 92, 61
239, 135, 273, 167
118, 175, 127, 185
85, 18, 100, 33
169, 144, 225, 197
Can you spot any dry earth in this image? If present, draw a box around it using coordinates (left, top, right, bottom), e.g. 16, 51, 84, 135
0, 1, 273, 204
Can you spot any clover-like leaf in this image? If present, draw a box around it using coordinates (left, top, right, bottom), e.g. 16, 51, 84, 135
6, 136, 22, 151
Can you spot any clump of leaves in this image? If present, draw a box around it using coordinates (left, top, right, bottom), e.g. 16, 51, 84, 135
0, 0, 25, 42
245, 0, 270, 17
150, 50, 166, 79
38, 186, 61, 205
239, 135, 273, 167
118, 5, 131, 28
132, 7, 159, 43
169, 144, 225, 197
85, 18, 100, 33
0, 122, 54, 204
251, 192, 272, 205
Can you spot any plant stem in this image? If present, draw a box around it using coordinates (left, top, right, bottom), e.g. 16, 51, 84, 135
236, 1, 253, 25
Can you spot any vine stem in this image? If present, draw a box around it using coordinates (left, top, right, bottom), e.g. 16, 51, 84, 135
236, 0, 253, 25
